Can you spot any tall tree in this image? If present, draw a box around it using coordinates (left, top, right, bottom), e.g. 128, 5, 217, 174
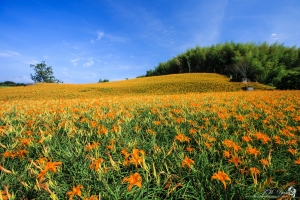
30, 61, 62, 83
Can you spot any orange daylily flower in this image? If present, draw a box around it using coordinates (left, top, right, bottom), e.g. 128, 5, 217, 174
228, 156, 243, 167
107, 140, 115, 150
120, 148, 128, 155
287, 148, 297, 155
223, 150, 231, 158
15, 149, 28, 159
97, 125, 107, 135
122, 172, 142, 191
286, 139, 297, 146
182, 157, 195, 168
222, 139, 241, 152
89, 158, 104, 171
294, 157, 300, 165
242, 135, 252, 142
2, 151, 15, 158
90, 121, 97, 128
146, 128, 156, 135
86, 142, 99, 151
85, 196, 98, 200
153, 121, 161, 125
205, 143, 211, 149
67, 184, 83, 200
130, 149, 146, 168
174, 133, 190, 143
121, 148, 130, 166
176, 117, 184, 124
35, 157, 47, 166
259, 159, 269, 167
2, 149, 28, 159
189, 128, 197, 135
121, 148, 146, 168
186, 146, 195, 152
247, 146, 260, 159
19, 138, 33, 146
273, 135, 281, 145
0, 185, 10, 200
112, 125, 120, 133
211, 171, 231, 190
38, 161, 62, 181
254, 132, 271, 144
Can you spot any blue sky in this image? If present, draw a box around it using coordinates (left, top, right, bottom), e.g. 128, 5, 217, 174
1, 0, 300, 83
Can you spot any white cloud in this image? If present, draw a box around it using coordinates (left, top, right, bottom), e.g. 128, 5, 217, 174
97, 31, 104, 40
271, 33, 277, 37
0, 50, 20, 57
24, 60, 39, 65
83, 60, 94, 67
91, 31, 105, 43
71, 57, 81, 66
91, 30, 127, 43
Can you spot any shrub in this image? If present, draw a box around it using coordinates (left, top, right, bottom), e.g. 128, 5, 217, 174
277, 72, 300, 90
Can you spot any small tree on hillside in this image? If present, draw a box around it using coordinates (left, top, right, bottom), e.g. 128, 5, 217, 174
30, 61, 62, 83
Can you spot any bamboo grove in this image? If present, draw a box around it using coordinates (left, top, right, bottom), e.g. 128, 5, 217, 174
143, 42, 300, 89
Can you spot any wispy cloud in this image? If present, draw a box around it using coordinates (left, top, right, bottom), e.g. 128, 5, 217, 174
91, 31, 105, 43
71, 57, 81, 66
83, 60, 94, 67
271, 33, 278, 41
24, 60, 39, 65
91, 30, 127, 43
97, 31, 104, 40
0, 50, 20, 57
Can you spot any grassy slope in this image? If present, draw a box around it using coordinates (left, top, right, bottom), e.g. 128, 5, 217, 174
0, 73, 273, 100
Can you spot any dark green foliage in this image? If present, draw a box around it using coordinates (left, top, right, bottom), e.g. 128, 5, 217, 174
277, 72, 300, 90
30, 61, 63, 83
0, 81, 26, 87
144, 42, 300, 86
98, 78, 109, 83
4, 81, 16, 85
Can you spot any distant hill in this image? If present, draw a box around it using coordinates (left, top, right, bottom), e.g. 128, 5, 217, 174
0, 73, 274, 100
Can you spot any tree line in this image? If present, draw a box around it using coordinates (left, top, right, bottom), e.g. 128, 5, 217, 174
141, 42, 300, 89
0, 81, 27, 87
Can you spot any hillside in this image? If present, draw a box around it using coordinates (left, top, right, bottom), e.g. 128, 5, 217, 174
0, 73, 273, 100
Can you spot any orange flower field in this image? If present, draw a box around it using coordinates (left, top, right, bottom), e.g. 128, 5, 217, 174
0, 74, 299, 199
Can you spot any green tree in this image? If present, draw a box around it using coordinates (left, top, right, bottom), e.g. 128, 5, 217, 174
30, 61, 62, 83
